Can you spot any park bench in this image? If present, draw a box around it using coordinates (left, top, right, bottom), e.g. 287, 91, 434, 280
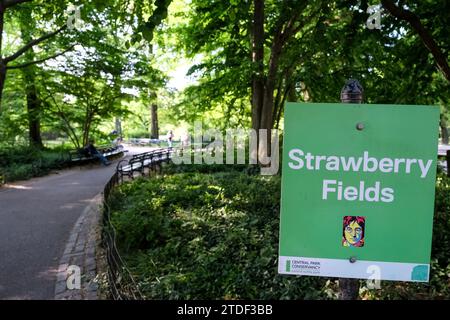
69, 144, 125, 163
129, 138, 164, 146
116, 148, 174, 181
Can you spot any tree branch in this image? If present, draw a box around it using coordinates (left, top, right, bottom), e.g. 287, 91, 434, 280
3, 25, 67, 64
6, 45, 75, 70
381, 0, 450, 82
0, 10, 4, 55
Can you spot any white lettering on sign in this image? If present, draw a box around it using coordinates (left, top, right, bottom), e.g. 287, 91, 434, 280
288, 149, 433, 178
288, 148, 433, 204
322, 180, 394, 203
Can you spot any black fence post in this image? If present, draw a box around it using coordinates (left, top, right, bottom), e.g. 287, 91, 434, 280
447, 150, 450, 177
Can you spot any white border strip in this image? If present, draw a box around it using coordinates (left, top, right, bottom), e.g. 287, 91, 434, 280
278, 256, 429, 282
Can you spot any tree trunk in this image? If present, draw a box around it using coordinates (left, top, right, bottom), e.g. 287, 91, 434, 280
22, 66, 43, 148
251, 0, 264, 132
288, 81, 297, 102
0, 62, 6, 110
82, 109, 93, 146
115, 117, 122, 136
259, 86, 274, 159
339, 279, 360, 300
258, 27, 284, 158
150, 103, 159, 139
273, 68, 295, 129
84, 119, 92, 147
447, 150, 450, 178
440, 113, 449, 144
25, 78, 43, 148
20, 7, 43, 148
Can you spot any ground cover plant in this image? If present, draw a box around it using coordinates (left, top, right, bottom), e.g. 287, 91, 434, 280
108, 164, 450, 299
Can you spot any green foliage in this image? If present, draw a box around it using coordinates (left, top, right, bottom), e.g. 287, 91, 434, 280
109, 164, 335, 299
109, 166, 450, 300
0, 71, 27, 144
1, 0, 169, 148
167, 0, 450, 130
167, 0, 254, 128
0, 145, 68, 183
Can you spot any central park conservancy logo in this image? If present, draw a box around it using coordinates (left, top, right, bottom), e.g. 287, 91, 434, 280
285, 259, 321, 274
287, 148, 433, 203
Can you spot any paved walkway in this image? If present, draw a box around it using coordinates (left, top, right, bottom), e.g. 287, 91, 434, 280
0, 145, 156, 300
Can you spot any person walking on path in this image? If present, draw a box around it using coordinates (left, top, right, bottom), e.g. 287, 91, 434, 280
167, 130, 174, 148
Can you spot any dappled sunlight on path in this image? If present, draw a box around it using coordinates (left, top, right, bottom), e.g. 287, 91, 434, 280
0, 160, 118, 299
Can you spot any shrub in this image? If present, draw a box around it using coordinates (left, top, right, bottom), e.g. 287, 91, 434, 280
109, 167, 450, 300
109, 167, 334, 299
0, 145, 68, 183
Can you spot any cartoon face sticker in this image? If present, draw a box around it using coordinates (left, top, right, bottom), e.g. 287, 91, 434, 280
342, 216, 365, 247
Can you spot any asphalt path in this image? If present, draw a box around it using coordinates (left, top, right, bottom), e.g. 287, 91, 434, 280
0, 145, 155, 299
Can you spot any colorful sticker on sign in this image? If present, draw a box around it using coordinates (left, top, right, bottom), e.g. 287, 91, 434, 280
342, 216, 365, 247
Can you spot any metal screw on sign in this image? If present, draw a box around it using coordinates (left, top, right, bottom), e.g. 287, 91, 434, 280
338, 79, 364, 300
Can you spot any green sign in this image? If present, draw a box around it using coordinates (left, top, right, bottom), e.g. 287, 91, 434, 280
278, 102, 440, 282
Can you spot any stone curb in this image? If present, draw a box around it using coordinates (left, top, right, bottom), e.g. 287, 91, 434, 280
54, 193, 103, 300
